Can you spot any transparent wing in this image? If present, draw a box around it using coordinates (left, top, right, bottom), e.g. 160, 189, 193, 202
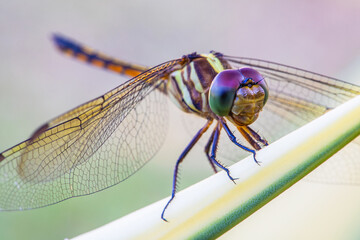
0, 58, 182, 210
220, 55, 360, 184
224, 56, 360, 140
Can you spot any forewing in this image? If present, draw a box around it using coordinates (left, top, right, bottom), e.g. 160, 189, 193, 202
224, 56, 360, 140
0, 58, 182, 210
219, 55, 360, 184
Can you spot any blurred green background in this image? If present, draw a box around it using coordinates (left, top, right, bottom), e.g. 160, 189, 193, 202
0, 0, 359, 239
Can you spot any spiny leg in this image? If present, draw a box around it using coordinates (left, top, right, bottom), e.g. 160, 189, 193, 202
161, 119, 213, 221
219, 118, 260, 165
245, 126, 268, 146
204, 125, 218, 174
237, 126, 262, 150
208, 122, 238, 183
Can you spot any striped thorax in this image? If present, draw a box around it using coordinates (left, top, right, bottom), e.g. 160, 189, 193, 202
166, 53, 268, 126
166, 53, 232, 118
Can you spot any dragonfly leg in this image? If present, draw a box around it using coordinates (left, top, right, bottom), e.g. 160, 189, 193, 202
244, 126, 268, 146
237, 126, 262, 150
237, 126, 268, 150
209, 122, 238, 183
161, 119, 213, 222
204, 125, 218, 174
219, 118, 260, 165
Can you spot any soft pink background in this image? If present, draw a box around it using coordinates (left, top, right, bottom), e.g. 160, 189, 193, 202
0, 0, 359, 239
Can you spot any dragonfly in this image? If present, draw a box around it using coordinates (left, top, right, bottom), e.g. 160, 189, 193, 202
0, 35, 359, 221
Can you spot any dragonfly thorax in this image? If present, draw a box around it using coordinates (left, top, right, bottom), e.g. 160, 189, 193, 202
166, 53, 232, 117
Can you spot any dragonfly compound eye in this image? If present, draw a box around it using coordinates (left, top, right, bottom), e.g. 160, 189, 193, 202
227, 68, 269, 126
239, 68, 269, 105
209, 69, 242, 116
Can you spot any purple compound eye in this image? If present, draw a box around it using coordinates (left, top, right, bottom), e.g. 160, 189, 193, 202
209, 69, 243, 116
238, 68, 268, 105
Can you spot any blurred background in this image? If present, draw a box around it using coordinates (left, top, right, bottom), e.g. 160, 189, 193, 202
0, 0, 359, 239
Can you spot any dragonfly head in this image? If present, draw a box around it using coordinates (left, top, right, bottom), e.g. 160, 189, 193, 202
209, 68, 268, 125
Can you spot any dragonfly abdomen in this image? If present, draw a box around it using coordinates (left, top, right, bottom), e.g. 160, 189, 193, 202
166, 53, 232, 117
53, 34, 147, 77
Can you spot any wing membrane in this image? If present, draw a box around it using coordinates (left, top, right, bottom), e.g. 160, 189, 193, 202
0, 58, 182, 210
216, 55, 360, 184
223, 56, 360, 139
